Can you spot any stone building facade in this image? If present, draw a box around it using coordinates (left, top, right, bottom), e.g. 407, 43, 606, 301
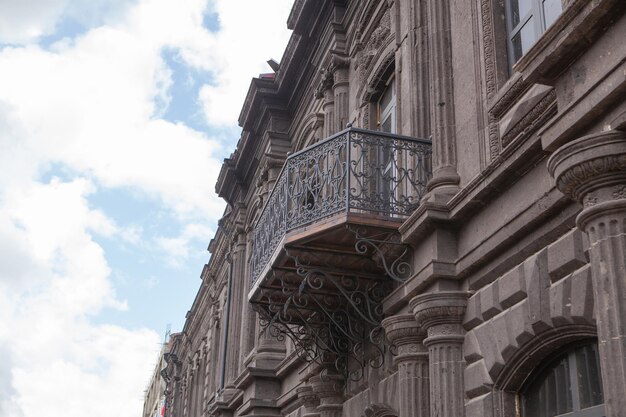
144, 340, 171, 417
161, 1, 626, 417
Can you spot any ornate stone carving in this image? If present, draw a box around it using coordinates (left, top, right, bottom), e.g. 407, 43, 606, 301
363, 403, 397, 417
382, 314, 423, 346
500, 89, 557, 148
480, 0, 497, 102
547, 130, 626, 206
409, 292, 469, 331
309, 374, 344, 403
297, 386, 320, 409
315, 69, 335, 100
356, 8, 392, 84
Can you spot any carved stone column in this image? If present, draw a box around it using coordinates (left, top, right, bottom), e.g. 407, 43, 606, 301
547, 130, 626, 417
425, 0, 460, 199
310, 374, 344, 417
410, 291, 469, 417
381, 314, 429, 417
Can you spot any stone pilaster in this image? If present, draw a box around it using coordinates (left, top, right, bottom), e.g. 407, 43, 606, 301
316, 70, 335, 137
425, 0, 460, 199
410, 291, 469, 417
331, 54, 350, 132
381, 314, 429, 417
548, 130, 626, 417
310, 374, 344, 417
224, 232, 247, 390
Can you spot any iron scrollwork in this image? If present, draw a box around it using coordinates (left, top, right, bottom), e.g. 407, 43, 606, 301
250, 127, 431, 288
257, 255, 390, 382
250, 127, 431, 382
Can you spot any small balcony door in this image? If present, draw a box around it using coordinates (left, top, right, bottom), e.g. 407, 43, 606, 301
377, 78, 396, 214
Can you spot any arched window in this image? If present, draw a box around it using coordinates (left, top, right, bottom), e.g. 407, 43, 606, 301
521, 342, 605, 417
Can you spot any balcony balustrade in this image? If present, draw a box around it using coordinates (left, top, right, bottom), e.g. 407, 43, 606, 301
250, 127, 432, 290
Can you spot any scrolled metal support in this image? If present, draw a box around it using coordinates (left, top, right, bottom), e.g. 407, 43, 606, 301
348, 225, 413, 282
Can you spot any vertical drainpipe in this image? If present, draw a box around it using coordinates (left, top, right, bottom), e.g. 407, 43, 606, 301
219, 252, 233, 390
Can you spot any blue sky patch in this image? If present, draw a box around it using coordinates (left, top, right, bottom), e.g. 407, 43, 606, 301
160, 48, 215, 132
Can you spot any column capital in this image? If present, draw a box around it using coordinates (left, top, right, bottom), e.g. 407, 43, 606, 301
382, 314, 423, 344
297, 385, 321, 417
297, 386, 320, 409
410, 291, 468, 327
547, 130, 626, 231
382, 314, 427, 366
309, 374, 344, 405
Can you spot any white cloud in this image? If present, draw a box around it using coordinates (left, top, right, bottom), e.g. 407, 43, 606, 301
0, 0, 294, 416
198, 0, 294, 125
0, 177, 157, 417
0, 0, 70, 44
155, 222, 214, 267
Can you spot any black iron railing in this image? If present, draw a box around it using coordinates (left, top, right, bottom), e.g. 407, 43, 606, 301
250, 127, 432, 288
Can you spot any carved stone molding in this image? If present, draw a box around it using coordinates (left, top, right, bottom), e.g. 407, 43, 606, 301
309, 374, 344, 404
315, 69, 335, 99
409, 291, 469, 331
500, 89, 556, 148
297, 385, 321, 410
381, 314, 424, 354
355, 8, 392, 85
480, 0, 497, 102
363, 403, 397, 417
547, 130, 626, 213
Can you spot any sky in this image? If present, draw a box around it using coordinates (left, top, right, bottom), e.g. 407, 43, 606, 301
0, 0, 293, 416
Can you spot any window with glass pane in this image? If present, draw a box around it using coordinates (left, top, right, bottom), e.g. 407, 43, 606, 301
377, 79, 396, 213
506, 0, 563, 65
522, 342, 605, 417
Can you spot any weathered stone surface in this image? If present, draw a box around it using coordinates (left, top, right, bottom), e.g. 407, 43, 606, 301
464, 360, 493, 398
547, 229, 588, 282
465, 392, 494, 417
498, 263, 527, 309
480, 281, 501, 320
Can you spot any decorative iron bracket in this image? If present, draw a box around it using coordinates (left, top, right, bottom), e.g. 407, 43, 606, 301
256, 228, 412, 381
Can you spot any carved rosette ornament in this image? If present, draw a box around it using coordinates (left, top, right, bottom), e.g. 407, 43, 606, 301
547, 130, 626, 417
409, 291, 468, 417
381, 315, 429, 417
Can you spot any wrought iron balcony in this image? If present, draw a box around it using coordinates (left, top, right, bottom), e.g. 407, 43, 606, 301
250, 127, 432, 290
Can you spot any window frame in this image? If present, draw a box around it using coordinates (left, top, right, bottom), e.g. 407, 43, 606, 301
504, 0, 563, 68
520, 341, 605, 417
